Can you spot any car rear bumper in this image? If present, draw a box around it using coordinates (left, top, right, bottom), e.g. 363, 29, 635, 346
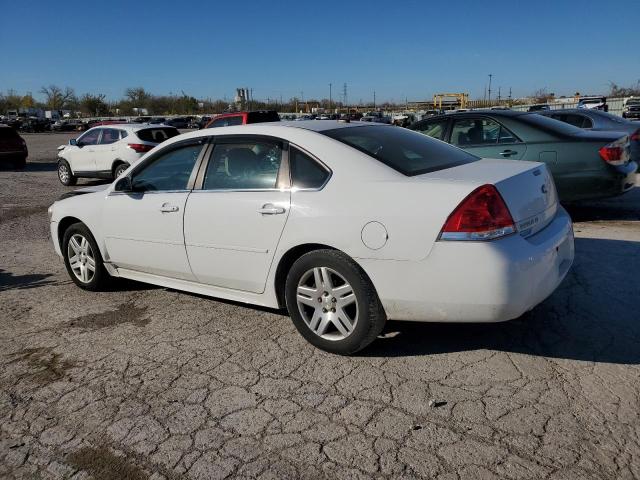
0, 151, 27, 160
358, 207, 574, 323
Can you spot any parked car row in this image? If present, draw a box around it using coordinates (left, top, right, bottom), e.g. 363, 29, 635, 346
409, 110, 637, 202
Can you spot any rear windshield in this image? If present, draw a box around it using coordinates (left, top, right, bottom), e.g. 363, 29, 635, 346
136, 127, 179, 143
322, 125, 478, 176
519, 113, 583, 136
0, 127, 19, 140
247, 111, 280, 124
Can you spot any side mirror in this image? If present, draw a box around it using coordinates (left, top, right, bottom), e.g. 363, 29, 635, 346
114, 176, 132, 192
69, 138, 77, 146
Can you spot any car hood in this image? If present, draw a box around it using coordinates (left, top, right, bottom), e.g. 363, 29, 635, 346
58, 184, 110, 200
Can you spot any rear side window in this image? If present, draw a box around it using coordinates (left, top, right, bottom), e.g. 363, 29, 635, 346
247, 111, 280, 123
290, 148, 330, 189
520, 113, 583, 136
136, 128, 179, 143
323, 125, 478, 176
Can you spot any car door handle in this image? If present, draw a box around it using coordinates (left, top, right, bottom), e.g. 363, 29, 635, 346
500, 150, 518, 156
160, 203, 179, 213
258, 203, 285, 215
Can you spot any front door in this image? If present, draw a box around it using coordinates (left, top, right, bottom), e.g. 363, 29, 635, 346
450, 117, 527, 160
102, 140, 205, 280
184, 136, 290, 293
69, 128, 102, 173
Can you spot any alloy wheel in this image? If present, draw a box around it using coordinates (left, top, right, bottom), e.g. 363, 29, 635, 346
67, 234, 96, 284
58, 163, 70, 183
296, 267, 358, 341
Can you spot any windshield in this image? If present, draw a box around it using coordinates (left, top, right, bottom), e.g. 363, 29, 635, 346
322, 125, 478, 176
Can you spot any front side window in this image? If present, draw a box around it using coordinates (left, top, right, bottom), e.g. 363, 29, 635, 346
451, 118, 517, 146
131, 143, 202, 192
414, 119, 447, 140
322, 125, 478, 176
208, 116, 244, 128
99, 128, 120, 145
78, 129, 101, 146
290, 148, 330, 189
203, 139, 283, 190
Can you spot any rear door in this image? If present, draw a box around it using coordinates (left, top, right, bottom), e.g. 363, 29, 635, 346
184, 135, 291, 293
95, 128, 121, 172
450, 116, 527, 160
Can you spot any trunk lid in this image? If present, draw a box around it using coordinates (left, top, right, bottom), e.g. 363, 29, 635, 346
422, 158, 558, 238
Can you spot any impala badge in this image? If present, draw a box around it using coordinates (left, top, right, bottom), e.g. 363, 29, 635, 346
541, 184, 548, 194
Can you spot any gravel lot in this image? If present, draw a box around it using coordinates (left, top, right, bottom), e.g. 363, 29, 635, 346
1, 132, 639, 480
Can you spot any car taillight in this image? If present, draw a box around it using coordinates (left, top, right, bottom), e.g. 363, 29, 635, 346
127, 143, 154, 153
630, 130, 640, 142
439, 184, 516, 241
598, 136, 630, 166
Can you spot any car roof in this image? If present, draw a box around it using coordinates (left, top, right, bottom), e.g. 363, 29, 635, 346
88, 123, 177, 132
420, 110, 529, 121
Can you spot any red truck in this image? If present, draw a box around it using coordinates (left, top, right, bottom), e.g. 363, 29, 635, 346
205, 110, 280, 128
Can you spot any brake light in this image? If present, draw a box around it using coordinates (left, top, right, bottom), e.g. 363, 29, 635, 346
631, 130, 640, 142
598, 137, 629, 166
127, 143, 154, 153
440, 184, 515, 241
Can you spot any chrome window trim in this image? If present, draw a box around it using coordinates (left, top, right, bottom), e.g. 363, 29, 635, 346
109, 189, 191, 196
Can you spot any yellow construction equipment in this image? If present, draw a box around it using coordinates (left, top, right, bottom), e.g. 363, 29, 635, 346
433, 93, 469, 111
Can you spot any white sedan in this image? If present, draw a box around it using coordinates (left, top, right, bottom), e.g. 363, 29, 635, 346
48, 121, 574, 354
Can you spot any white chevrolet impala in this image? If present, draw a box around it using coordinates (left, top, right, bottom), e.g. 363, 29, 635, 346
49, 121, 574, 354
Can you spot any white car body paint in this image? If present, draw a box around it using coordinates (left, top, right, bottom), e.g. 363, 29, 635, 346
50, 122, 574, 323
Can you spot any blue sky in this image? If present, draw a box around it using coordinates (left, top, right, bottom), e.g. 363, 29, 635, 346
1, 0, 638, 103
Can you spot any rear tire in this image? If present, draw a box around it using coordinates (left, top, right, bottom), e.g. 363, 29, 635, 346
62, 222, 109, 291
57, 159, 77, 186
13, 157, 26, 170
113, 163, 129, 179
285, 249, 386, 355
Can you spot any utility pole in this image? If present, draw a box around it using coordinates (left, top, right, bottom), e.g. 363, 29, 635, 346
329, 83, 332, 111
373, 91, 376, 109
342, 83, 348, 111
508, 87, 512, 101
498, 86, 501, 102
488, 74, 493, 103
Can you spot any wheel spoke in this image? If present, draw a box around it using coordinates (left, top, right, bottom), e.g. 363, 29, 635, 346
337, 292, 356, 308
315, 316, 331, 336
69, 237, 81, 254
297, 290, 317, 307
80, 237, 88, 254
308, 309, 323, 331
319, 267, 333, 290
331, 314, 350, 337
332, 283, 353, 298
86, 257, 96, 272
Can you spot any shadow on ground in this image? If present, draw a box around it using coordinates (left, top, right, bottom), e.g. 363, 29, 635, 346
565, 186, 640, 222
0, 269, 55, 291
363, 237, 640, 364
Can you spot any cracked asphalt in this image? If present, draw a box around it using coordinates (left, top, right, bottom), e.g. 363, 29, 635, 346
1, 132, 639, 479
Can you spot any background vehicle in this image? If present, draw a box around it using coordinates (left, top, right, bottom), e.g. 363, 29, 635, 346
19, 117, 49, 133
149, 117, 166, 124
538, 108, 640, 170
577, 96, 608, 111
205, 110, 280, 128
56, 125, 179, 186
409, 110, 636, 202
528, 105, 550, 112
49, 121, 574, 354
0, 125, 28, 169
163, 117, 190, 128
623, 98, 640, 120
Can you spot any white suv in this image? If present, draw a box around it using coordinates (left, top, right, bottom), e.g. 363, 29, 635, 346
56, 124, 179, 186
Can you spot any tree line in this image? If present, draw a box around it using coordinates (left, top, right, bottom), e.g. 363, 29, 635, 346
0, 86, 352, 117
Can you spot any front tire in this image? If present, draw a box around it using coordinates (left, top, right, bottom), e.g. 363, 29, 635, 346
62, 223, 109, 291
285, 249, 386, 355
57, 159, 77, 186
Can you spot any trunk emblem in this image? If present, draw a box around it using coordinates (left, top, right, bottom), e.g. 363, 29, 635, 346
541, 184, 548, 194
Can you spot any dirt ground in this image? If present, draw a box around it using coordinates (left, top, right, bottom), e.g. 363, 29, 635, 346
1, 132, 639, 479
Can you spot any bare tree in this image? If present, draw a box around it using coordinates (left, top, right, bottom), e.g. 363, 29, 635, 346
40, 85, 76, 110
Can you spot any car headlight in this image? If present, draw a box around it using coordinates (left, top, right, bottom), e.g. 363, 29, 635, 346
48, 204, 54, 222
